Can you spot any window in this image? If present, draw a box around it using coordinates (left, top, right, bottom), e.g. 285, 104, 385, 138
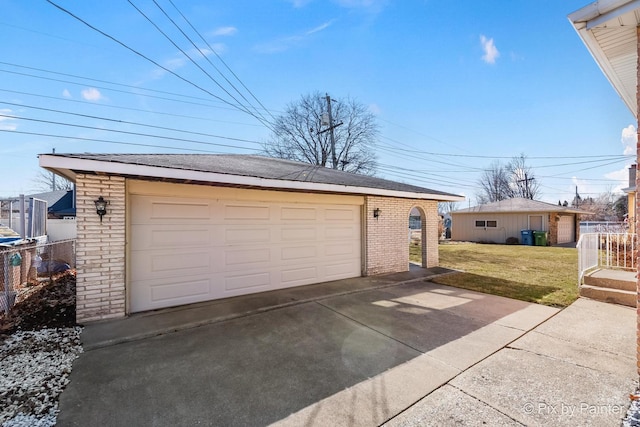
475, 220, 497, 228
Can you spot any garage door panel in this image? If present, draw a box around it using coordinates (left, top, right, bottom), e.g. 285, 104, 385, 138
151, 201, 211, 220
325, 261, 360, 279
225, 248, 271, 265
281, 227, 317, 241
225, 228, 270, 244
326, 226, 358, 239
558, 216, 575, 244
281, 245, 317, 260
130, 191, 362, 312
224, 204, 270, 220
225, 272, 271, 291
130, 249, 218, 280
281, 266, 319, 284
325, 208, 356, 221
132, 196, 213, 223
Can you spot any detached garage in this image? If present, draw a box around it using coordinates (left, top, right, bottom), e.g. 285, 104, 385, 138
451, 198, 589, 246
39, 153, 462, 322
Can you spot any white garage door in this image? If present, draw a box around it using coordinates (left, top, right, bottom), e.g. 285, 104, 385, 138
557, 215, 574, 244
128, 181, 363, 312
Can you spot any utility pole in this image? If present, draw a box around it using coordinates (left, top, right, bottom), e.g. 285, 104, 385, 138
517, 173, 535, 199
317, 94, 343, 169
52, 148, 56, 191
326, 94, 337, 169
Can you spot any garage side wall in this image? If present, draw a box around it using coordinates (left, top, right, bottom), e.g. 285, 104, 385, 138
364, 196, 438, 275
75, 174, 126, 322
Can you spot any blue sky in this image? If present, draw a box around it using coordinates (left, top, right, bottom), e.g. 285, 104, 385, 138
0, 0, 635, 206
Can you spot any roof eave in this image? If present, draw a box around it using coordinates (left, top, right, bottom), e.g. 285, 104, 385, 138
568, 0, 640, 116
39, 155, 464, 202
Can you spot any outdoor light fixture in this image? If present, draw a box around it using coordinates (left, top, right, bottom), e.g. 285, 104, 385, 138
94, 196, 108, 222
373, 208, 381, 219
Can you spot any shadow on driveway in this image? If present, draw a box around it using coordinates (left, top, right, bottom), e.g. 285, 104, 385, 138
57, 269, 554, 426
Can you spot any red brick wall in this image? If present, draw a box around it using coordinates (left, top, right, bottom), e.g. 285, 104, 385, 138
635, 27, 640, 374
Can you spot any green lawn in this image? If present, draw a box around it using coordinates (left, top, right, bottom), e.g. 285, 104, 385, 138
411, 242, 578, 307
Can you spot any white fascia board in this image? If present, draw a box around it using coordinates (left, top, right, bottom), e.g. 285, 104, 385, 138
39, 155, 465, 202
568, 0, 638, 115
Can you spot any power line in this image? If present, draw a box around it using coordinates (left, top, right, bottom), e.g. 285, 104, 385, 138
1, 129, 260, 153
1, 113, 261, 151
125, 0, 274, 131
150, 0, 275, 126
45, 0, 268, 125
166, 0, 278, 124
0, 101, 264, 145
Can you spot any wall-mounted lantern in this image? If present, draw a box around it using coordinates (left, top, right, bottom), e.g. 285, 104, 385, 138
94, 196, 108, 222
373, 208, 381, 219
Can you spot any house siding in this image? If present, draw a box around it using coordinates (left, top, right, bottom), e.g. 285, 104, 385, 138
75, 174, 126, 323
364, 196, 438, 275
451, 212, 548, 244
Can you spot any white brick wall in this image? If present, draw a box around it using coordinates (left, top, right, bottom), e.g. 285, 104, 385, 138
364, 196, 439, 276
72, 176, 442, 321
75, 174, 126, 322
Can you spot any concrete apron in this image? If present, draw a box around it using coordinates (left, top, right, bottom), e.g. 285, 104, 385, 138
56, 268, 630, 427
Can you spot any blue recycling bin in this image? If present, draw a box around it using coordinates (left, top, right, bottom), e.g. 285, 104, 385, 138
521, 229, 534, 246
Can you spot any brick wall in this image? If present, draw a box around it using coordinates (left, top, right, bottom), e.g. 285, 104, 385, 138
75, 174, 126, 323
635, 26, 640, 374
364, 196, 439, 275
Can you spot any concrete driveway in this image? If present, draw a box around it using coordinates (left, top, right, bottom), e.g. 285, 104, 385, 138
56, 268, 636, 426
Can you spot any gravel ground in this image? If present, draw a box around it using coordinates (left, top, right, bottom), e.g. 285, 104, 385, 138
0, 327, 83, 426
624, 391, 640, 427
0, 272, 82, 426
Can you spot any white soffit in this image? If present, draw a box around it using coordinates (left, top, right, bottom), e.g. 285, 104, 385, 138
569, 0, 640, 116
38, 154, 465, 202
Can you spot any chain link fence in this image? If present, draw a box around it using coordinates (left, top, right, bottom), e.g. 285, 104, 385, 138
1, 239, 76, 314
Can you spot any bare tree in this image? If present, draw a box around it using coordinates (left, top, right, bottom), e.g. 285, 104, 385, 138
32, 170, 73, 192
264, 91, 378, 175
438, 201, 459, 215
508, 154, 539, 199
477, 155, 540, 203
477, 161, 511, 203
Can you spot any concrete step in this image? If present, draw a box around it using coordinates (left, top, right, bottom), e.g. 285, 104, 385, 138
583, 270, 636, 292
579, 284, 636, 307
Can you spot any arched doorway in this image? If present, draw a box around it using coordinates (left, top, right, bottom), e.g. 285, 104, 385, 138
408, 206, 427, 268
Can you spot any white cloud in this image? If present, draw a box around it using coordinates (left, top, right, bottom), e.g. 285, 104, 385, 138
211, 26, 237, 37
334, 0, 387, 11
288, 0, 313, 7
621, 124, 637, 155
307, 20, 334, 35
254, 21, 334, 54
81, 87, 103, 101
0, 108, 17, 131
605, 167, 630, 194
62, 89, 72, 98
368, 103, 381, 115
480, 34, 500, 64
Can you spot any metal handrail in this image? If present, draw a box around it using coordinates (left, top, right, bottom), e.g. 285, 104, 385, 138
577, 232, 636, 284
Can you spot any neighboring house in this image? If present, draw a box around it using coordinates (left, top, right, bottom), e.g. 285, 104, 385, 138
39, 153, 463, 322
451, 198, 588, 245
622, 165, 636, 233
27, 189, 77, 242
569, 0, 640, 375
28, 189, 75, 219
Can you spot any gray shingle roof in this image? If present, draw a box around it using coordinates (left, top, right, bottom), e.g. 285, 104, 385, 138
45, 153, 461, 199
453, 197, 590, 214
